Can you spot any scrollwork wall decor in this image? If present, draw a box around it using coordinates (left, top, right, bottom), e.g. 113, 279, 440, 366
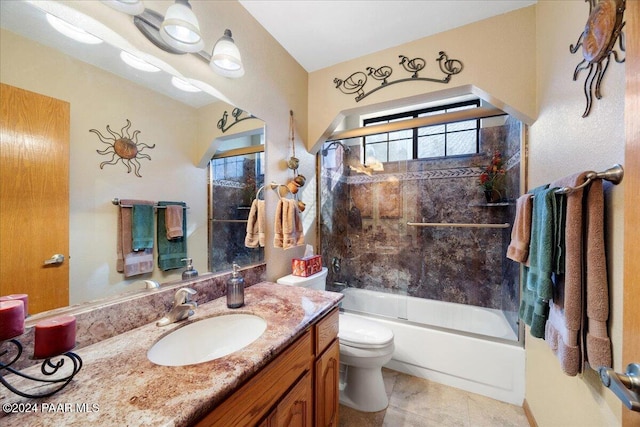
217, 107, 259, 133
334, 51, 463, 102
570, 0, 626, 117
91, 119, 155, 178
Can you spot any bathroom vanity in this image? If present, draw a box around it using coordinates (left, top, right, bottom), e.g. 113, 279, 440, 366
0, 283, 342, 426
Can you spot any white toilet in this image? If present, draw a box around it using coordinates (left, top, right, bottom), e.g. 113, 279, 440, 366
277, 267, 395, 413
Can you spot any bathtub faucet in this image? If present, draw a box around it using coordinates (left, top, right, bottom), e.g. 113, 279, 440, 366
333, 281, 350, 289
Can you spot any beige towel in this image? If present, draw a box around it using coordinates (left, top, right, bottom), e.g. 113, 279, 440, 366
117, 199, 154, 277
245, 199, 266, 248
506, 194, 533, 263
165, 205, 183, 240
583, 180, 611, 369
283, 199, 304, 249
274, 199, 284, 248
274, 199, 304, 249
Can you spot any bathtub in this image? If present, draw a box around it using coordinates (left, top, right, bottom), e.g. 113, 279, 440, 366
339, 288, 525, 405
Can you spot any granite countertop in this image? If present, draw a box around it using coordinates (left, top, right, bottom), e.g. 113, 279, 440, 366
0, 283, 343, 426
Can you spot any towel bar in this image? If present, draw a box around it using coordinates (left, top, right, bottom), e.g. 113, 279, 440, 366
112, 198, 189, 209
555, 164, 624, 194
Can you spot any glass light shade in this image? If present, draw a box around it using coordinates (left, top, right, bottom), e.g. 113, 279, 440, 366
171, 76, 201, 92
120, 51, 160, 72
46, 13, 103, 45
210, 29, 245, 78
159, 1, 204, 53
100, 0, 145, 16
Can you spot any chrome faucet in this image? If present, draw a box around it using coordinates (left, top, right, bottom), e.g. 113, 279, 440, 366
156, 287, 197, 326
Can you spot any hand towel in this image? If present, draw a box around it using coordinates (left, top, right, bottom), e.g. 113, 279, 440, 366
282, 199, 305, 249
507, 193, 533, 263
245, 199, 266, 248
132, 204, 154, 250
157, 201, 187, 271
116, 199, 154, 277
274, 199, 284, 248
165, 204, 184, 240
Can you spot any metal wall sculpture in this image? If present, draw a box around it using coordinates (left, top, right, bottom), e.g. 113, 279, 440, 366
334, 51, 463, 102
91, 119, 155, 178
570, 0, 626, 117
217, 108, 259, 133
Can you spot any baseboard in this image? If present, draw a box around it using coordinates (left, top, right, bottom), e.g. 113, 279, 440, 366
522, 399, 538, 427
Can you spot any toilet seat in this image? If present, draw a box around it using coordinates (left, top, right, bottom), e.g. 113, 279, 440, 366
339, 314, 394, 349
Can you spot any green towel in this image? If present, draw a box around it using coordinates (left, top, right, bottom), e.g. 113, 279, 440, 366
525, 185, 562, 338
157, 201, 187, 271
132, 204, 154, 250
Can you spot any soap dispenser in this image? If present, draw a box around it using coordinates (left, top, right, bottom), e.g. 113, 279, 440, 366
181, 258, 198, 280
227, 263, 245, 308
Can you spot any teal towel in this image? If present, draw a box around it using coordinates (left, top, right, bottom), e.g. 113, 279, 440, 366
132, 204, 154, 250
157, 201, 187, 271
526, 185, 562, 338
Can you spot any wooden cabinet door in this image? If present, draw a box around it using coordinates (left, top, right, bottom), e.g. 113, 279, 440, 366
315, 339, 340, 427
0, 83, 69, 314
275, 371, 313, 427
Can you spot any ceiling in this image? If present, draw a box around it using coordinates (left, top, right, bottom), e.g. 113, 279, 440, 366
239, 0, 537, 72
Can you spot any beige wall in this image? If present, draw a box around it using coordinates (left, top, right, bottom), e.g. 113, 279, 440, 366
307, 6, 537, 151
527, 1, 624, 425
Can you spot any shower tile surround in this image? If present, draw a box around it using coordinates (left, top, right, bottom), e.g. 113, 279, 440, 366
12, 264, 266, 370
321, 117, 521, 330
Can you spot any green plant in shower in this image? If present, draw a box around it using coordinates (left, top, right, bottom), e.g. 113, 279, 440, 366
479, 151, 506, 202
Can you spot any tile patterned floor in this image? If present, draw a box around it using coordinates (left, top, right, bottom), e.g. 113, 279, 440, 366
339, 368, 530, 427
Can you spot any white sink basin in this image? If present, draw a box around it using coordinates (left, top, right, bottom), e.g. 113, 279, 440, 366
147, 314, 267, 366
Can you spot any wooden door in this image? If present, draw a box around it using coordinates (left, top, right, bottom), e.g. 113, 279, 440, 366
0, 83, 69, 314
623, 1, 640, 426
315, 339, 340, 427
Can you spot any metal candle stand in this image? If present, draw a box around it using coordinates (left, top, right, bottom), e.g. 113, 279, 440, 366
0, 338, 82, 398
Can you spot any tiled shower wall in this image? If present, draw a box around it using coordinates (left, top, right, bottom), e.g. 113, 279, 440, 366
320, 117, 522, 326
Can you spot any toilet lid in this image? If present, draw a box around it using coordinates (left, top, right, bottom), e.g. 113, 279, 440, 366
339, 315, 394, 349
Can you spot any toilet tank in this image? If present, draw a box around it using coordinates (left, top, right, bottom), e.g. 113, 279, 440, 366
276, 267, 328, 290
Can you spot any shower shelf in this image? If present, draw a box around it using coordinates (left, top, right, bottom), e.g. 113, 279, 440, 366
407, 222, 510, 229
469, 201, 515, 207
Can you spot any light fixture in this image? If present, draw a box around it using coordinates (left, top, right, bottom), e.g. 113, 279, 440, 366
120, 51, 160, 72
46, 13, 103, 45
159, 0, 204, 53
105, 1, 245, 77
171, 76, 201, 92
100, 0, 145, 16
210, 29, 245, 78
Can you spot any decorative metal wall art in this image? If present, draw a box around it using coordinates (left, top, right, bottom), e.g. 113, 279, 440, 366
91, 119, 155, 178
570, 0, 626, 117
334, 51, 463, 102
217, 107, 258, 133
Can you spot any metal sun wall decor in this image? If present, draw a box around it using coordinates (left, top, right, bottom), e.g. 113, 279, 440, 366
334, 51, 463, 102
217, 107, 259, 133
570, 0, 626, 117
91, 119, 155, 178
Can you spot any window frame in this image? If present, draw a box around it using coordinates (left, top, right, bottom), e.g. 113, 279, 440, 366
362, 99, 481, 162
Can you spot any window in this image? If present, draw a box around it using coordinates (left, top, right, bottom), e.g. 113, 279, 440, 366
363, 100, 480, 162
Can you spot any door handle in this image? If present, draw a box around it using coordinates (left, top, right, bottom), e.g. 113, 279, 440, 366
44, 254, 65, 265
599, 363, 640, 412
